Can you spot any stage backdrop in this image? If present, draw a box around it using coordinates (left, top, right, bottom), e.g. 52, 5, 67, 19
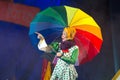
0, 0, 119, 80
0, 1, 40, 27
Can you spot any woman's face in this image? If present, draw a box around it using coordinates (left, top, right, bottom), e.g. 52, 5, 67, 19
61, 30, 67, 41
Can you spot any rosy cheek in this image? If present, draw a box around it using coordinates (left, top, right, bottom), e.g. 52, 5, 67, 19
64, 35, 66, 38
62, 35, 64, 38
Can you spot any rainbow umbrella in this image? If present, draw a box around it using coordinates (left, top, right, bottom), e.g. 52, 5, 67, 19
29, 5, 103, 65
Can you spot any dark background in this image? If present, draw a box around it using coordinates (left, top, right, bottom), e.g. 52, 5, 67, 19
0, 0, 120, 80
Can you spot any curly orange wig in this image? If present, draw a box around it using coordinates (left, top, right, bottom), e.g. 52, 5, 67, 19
63, 27, 76, 40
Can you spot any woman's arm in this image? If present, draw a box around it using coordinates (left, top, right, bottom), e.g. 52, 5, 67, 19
61, 46, 79, 64
35, 32, 52, 53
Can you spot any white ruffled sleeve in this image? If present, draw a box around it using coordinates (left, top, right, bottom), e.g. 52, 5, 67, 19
38, 39, 48, 50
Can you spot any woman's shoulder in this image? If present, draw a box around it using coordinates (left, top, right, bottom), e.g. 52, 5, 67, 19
69, 45, 78, 51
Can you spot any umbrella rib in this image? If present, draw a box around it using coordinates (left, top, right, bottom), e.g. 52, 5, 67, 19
68, 9, 79, 26
48, 7, 66, 26
76, 29, 102, 52
70, 17, 93, 26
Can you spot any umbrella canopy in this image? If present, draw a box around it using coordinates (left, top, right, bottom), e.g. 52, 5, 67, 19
29, 5, 103, 65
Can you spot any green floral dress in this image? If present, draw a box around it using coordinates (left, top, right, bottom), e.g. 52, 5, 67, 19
50, 42, 79, 80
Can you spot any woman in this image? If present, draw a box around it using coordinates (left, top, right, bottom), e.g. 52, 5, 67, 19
36, 27, 79, 80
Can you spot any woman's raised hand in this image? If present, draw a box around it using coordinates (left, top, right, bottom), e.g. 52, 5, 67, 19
35, 32, 44, 40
